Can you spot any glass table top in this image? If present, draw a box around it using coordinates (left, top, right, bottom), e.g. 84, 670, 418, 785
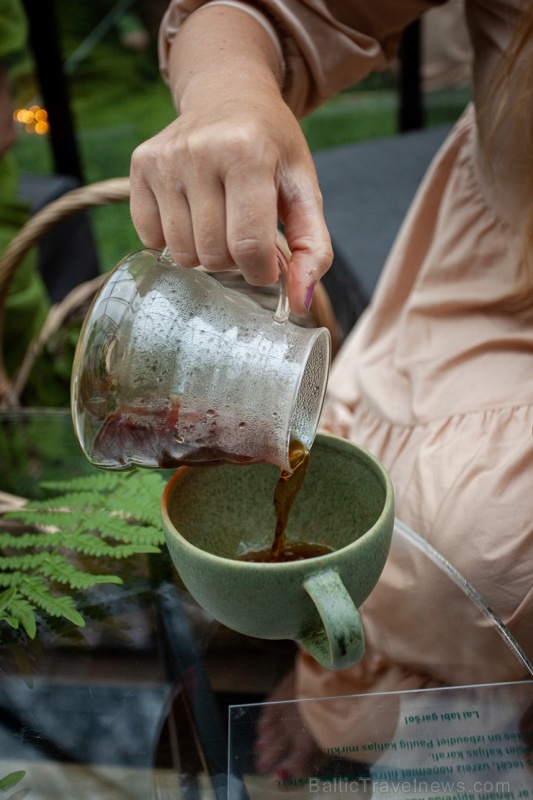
0, 410, 531, 799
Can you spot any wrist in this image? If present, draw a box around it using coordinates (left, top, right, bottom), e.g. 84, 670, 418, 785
168, 4, 284, 111
199, 1, 284, 73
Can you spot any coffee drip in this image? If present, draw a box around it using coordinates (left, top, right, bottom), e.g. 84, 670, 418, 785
239, 440, 334, 563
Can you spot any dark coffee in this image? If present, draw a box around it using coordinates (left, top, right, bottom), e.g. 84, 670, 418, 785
92, 403, 254, 468
240, 440, 334, 563
239, 541, 334, 563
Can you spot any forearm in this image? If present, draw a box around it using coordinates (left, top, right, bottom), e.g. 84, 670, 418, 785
161, 0, 445, 118
130, 0, 333, 314
166, 4, 284, 115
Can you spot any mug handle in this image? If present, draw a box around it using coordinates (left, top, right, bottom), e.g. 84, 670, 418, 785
298, 570, 366, 670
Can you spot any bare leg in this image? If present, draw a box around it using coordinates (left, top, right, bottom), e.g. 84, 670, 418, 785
254, 669, 325, 782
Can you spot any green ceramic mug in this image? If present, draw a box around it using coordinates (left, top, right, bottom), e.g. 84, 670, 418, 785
161, 432, 394, 670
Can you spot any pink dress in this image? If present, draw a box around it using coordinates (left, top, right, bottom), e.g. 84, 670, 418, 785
159, 0, 533, 736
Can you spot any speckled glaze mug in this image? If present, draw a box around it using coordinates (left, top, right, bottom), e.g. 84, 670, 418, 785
161, 432, 394, 670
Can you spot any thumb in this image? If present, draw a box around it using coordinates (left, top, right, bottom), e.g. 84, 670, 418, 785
281, 194, 333, 316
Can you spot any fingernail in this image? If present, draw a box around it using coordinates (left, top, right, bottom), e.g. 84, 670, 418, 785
304, 284, 315, 312
275, 769, 292, 782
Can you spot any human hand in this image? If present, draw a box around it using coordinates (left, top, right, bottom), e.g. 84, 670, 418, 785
129, 9, 332, 315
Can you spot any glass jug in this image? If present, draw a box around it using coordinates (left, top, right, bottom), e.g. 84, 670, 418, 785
71, 248, 331, 473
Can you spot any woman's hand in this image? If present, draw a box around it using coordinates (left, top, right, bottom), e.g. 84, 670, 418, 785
129, 5, 332, 314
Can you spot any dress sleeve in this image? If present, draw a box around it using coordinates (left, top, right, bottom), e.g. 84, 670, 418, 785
158, 0, 445, 117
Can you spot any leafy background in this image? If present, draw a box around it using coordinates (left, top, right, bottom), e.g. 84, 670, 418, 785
0, 412, 169, 639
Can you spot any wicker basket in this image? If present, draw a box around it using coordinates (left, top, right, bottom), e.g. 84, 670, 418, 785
0, 177, 340, 409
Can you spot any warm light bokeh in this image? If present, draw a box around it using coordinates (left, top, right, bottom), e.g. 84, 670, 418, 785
13, 105, 50, 134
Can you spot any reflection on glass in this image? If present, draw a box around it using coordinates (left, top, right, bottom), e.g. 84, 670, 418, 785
229, 681, 533, 798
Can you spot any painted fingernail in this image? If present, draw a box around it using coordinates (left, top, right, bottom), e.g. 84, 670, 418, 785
304, 284, 315, 312
275, 769, 292, 782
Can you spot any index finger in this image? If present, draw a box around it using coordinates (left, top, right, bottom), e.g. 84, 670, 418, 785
222, 137, 281, 286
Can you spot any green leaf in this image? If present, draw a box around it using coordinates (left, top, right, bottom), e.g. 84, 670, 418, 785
0, 554, 53, 572
85, 510, 164, 546
0, 572, 26, 587
6, 596, 37, 638
106, 472, 166, 526
0, 531, 63, 550
19, 577, 86, 627
0, 587, 17, 614
0, 771, 25, 791
59, 535, 160, 558
0, 469, 167, 639
5, 509, 79, 529
37, 557, 122, 588
41, 473, 124, 493
1, 615, 20, 631
24, 490, 111, 510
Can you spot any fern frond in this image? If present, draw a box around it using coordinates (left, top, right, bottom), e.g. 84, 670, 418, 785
36, 556, 123, 588
106, 472, 167, 527
0, 531, 63, 550
0, 468, 168, 638
0, 554, 54, 572
0, 571, 31, 587
18, 576, 86, 627
2, 593, 36, 638
6, 509, 77, 529
24, 490, 111, 510
83, 511, 164, 546
41, 473, 124, 493
0, 586, 17, 614
59, 534, 160, 558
